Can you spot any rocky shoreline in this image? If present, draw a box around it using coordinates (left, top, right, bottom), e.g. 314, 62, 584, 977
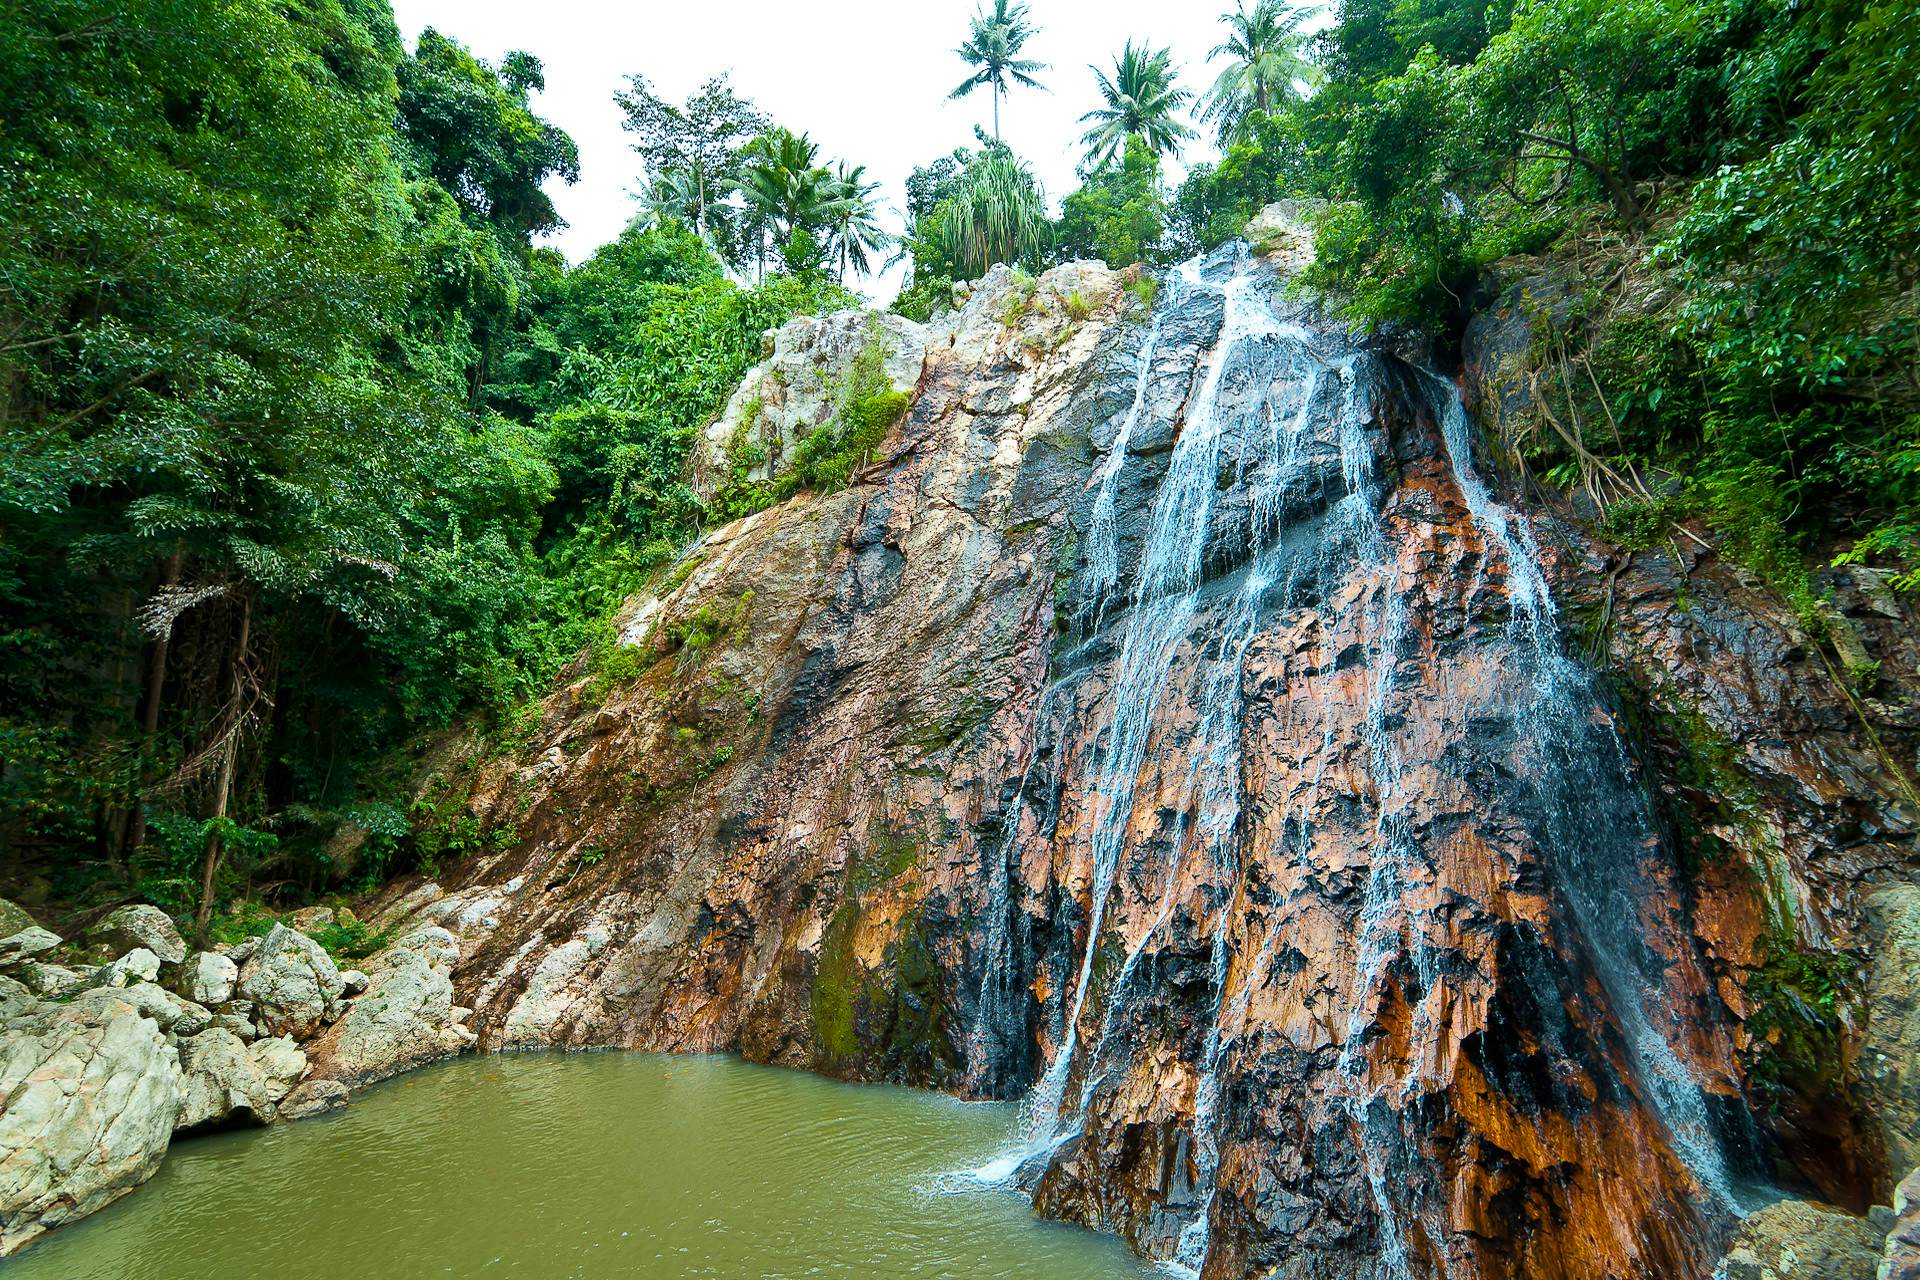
0, 900, 473, 1254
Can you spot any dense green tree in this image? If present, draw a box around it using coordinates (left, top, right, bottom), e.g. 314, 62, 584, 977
0, 0, 568, 922
826, 163, 894, 284
1171, 108, 1312, 253
1079, 41, 1197, 169
396, 31, 578, 243
1056, 136, 1170, 268
738, 128, 844, 279
949, 0, 1049, 141
615, 73, 767, 246
938, 145, 1052, 279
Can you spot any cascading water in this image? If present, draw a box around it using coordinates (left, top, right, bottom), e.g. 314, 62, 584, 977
1424, 378, 1747, 1210
1024, 250, 1311, 1152
967, 237, 1749, 1277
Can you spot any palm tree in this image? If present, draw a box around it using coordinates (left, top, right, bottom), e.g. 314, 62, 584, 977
939, 146, 1050, 278
1198, 0, 1323, 147
738, 128, 839, 278
826, 162, 893, 285
1079, 41, 1197, 170
642, 168, 705, 230
950, 0, 1048, 142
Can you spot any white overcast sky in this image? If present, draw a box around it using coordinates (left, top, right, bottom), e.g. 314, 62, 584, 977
387, 0, 1243, 297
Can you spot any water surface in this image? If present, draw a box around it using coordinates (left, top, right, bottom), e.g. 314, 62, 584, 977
15, 1053, 1153, 1279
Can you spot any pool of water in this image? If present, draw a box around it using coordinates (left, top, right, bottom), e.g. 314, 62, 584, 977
12, 1052, 1153, 1279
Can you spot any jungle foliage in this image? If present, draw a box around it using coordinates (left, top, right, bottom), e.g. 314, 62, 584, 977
0, 0, 847, 927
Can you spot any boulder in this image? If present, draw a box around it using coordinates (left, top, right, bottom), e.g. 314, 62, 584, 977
95, 947, 161, 989
235, 925, 345, 1040
179, 951, 239, 1006
1864, 888, 1920, 1176
277, 1078, 348, 1120
1883, 1169, 1920, 1280
15, 963, 85, 1000
1716, 1198, 1884, 1279
0, 929, 60, 971
339, 969, 370, 996
83, 905, 186, 966
0, 989, 181, 1254
174, 1029, 304, 1131
302, 947, 472, 1088
0, 901, 37, 943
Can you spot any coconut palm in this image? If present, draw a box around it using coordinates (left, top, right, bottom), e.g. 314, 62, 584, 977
1079, 41, 1197, 170
642, 167, 706, 230
1198, 0, 1323, 147
738, 128, 840, 277
949, 0, 1048, 142
939, 146, 1049, 278
826, 162, 893, 284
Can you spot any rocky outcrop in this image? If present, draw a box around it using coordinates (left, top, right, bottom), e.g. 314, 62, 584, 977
688, 308, 928, 502
9, 209, 1918, 1275
346, 222, 1917, 1280
303, 945, 473, 1088
235, 925, 345, 1040
0, 988, 182, 1253
1716, 1199, 1884, 1279
83, 905, 187, 966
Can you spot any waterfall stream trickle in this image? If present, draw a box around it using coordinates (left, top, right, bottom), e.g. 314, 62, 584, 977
1425, 379, 1746, 1211
1026, 252, 1311, 1153
967, 240, 1748, 1276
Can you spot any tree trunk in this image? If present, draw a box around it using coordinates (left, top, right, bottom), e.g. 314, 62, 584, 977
119, 546, 183, 863
993, 85, 1001, 141
194, 593, 251, 940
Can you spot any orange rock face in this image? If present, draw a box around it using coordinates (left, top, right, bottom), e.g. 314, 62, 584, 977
374, 245, 1919, 1279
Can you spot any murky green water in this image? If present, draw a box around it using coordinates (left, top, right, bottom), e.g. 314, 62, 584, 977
13, 1052, 1153, 1279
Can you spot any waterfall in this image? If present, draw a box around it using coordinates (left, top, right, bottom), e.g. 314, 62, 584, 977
971, 239, 1744, 1273
1425, 378, 1744, 1210
1025, 250, 1312, 1148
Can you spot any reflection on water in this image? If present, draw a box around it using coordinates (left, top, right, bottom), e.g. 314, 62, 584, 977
13, 1053, 1153, 1279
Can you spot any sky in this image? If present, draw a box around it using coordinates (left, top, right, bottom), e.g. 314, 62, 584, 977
387, 0, 1243, 298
